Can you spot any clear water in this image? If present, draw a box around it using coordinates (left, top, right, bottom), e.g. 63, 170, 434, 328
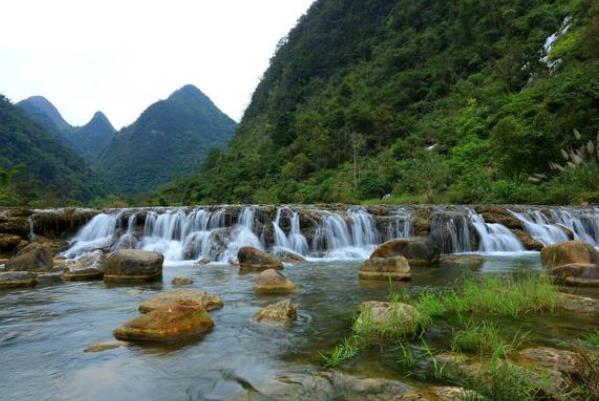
1, 253, 597, 401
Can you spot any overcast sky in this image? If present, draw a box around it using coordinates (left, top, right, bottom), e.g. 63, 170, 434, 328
0, 0, 314, 128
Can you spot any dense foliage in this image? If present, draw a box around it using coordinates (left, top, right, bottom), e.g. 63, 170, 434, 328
95, 85, 237, 196
157, 0, 599, 205
0, 95, 103, 205
18, 96, 116, 162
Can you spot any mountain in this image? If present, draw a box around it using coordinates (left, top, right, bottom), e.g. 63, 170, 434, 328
0, 95, 103, 204
95, 84, 237, 195
158, 0, 599, 205
18, 96, 116, 161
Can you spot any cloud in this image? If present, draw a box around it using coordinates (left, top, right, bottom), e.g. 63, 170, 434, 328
0, 0, 314, 128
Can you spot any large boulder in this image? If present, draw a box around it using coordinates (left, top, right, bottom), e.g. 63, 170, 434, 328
5, 243, 53, 272
359, 256, 411, 281
63, 250, 105, 281
354, 301, 427, 337
252, 299, 297, 326
541, 241, 598, 269
0, 271, 38, 289
541, 241, 599, 287
255, 269, 297, 293
370, 237, 439, 266
139, 289, 223, 313
238, 247, 283, 271
104, 249, 163, 283
113, 301, 214, 342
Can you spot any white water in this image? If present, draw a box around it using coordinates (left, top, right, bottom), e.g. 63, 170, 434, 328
511, 210, 569, 246
447, 214, 472, 253
272, 207, 309, 256
469, 210, 525, 253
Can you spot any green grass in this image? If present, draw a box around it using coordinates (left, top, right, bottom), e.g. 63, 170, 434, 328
386, 341, 417, 376
581, 331, 599, 350
411, 274, 560, 318
319, 336, 360, 368
450, 320, 528, 357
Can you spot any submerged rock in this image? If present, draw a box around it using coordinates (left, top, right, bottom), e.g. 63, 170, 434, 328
84, 340, 126, 353
557, 293, 599, 313
359, 256, 411, 281
5, 243, 53, 272
139, 289, 223, 313
394, 386, 482, 401
255, 269, 297, 293
63, 250, 105, 281
0, 271, 38, 289
104, 249, 163, 283
252, 299, 297, 326
439, 255, 485, 269
371, 237, 439, 267
275, 250, 306, 264
354, 301, 427, 336
114, 301, 214, 342
238, 247, 283, 271
171, 277, 194, 286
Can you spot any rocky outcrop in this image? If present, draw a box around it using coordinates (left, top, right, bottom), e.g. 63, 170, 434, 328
138, 289, 223, 313
238, 247, 283, 271
113, 301, 214, 342
354, 301, 427, 336
255, 269, 297, 293
371, 237, 439, 266
0, 271, 38, 289
5, 243, 53, 272
359, 256, 411, 281
541, 241, 599, 287
104, 249, 163, 283
0, 234, 27, 257
63, 250, 105, 281
439, 255, 485, 269
252, 299, 297, 326
558, 293, 599, 313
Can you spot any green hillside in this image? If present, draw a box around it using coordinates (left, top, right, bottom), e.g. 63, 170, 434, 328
0, 95, 103, 205
95, 85, 237, 196
158, 0, 599, 205
18, 96, 116, 162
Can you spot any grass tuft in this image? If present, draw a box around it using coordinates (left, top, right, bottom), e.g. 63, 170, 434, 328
450, 320, 528, 357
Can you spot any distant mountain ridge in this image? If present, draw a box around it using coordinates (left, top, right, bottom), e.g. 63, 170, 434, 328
94, 84, 237, 195
18, 96, 116, 162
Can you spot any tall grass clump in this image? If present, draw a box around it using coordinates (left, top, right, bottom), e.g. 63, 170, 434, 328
319, 336, 360, 368
450, 320, 528, 357
581, 331, 599, 350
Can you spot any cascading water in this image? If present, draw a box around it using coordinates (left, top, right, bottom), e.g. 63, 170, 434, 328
550, 207, 599, 247
272, 208, 309, 256
446, 215, 472, 253
510, 210, 569, 246
468, 210, 525, 253
384, 207, 413, 241
63, 212, 122, 258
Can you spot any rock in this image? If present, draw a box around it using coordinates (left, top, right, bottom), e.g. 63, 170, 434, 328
557, 293, 599, 313
541, 241, 598, 269
393, 386, 482, 401
199, 258, 211, 265
0, 233, 26, 257
0, 271, 38, 289
63, 251, 105, 281
515, 347, 587, 377
512, 229, 544, 251
413, 207, 432, 236
476, 206, 522, 229
113, 301, 214, 342
354, 301, 427, 336
439, 255, 485, 269
37, 271, 64, 285
255, 269, 297, 293
5, 243, 53, 272
359, 256, 411, 281
252, 299, 297, 326
139, 289, 223, 313
84, 340, 126, 353
104, 249, 163, 283
238, 247, 283, 271
171, 277, 194, 286
275, 250, 306, 264
33, 236, 69, 255
370, 237, 439, 266
551, 263, 599, 287
53, 257, 67, 270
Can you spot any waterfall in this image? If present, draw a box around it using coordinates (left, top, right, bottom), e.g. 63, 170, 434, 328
220, 207, 264, 263
447, 215, 472, 253
112, 214, 138, 251
62, 212, 122, 258
28, 217, 36, 242
550, 207, 599, 247
469, 211, 524, 253
510, 210, 569, 246
272, 207, 309, 255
